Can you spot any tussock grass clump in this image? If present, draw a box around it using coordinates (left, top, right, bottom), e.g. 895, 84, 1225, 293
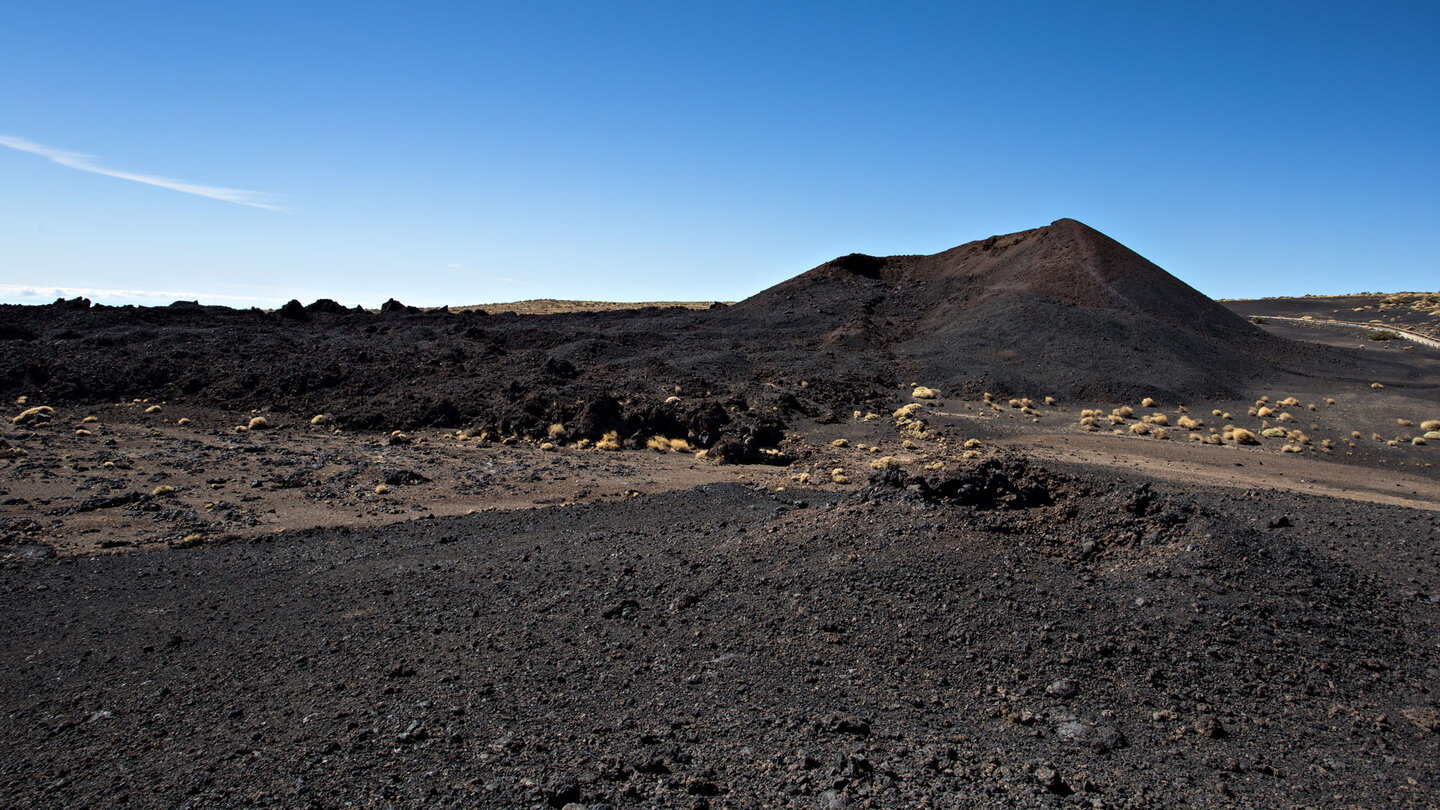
1177, 415, 1202, 430
1371, 382, 1385, 389
870, 456, 901, 471
1413, 436, 1427, 446
1152, 427, 1168, 440
1256, 406, 1275, 418
1372, 433, 1384, 441
1424, 431, 1440, 440
830, 468, 849, 484
1144, 413, 1169, 426
374, 484, 391, 495
247, 416, 270, 430
1129, 422, 1150, 436
925, 460, 945, 470
894, 403, 924, 420
540, 442, 556, 451
81, 415, 98, 423
831, 438, 849, 447
1107, 414, 1125, 426
1080, 409, 1101, 418
1281, 444, 1303, 453
646, 436, 671, 452
152, 485, 175, 497
1230, 428, 1260, 445
596, 431, 622, 451
311, 414, 331, 426
75, 429, 92, 436
1211, 409, 1223, 416
1141, 397, 1155, 407
1080, 416, 1099, 431
963, 438, 981, 449
1277, 412, 1296, 423
1307, 403, 1317, 411
902, 439, 918, 450
177, 418, 191, 426
1398, 418, 1414, 427
1278, 397, 1299, 407
13, 406, 55, 425
548, 423, 567, 440
1044, 396, 1058, 406
1115, 406, 1134, 418
145, 405, 162, 414
1261, 427, 1287, 438
1421, 420, 1440, 431
911, 386, 938, 399
961, 449, 981, 459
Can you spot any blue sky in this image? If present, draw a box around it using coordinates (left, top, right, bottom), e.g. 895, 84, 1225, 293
2, 2, 1436, 308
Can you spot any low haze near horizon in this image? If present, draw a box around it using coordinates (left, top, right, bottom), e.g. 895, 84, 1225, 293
2, 2, 1436, 309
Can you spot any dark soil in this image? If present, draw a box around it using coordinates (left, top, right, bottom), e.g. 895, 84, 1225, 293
2, 462, 1437, 808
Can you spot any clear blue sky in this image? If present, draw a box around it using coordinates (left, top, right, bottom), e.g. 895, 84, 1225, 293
2, 2, 1436, 308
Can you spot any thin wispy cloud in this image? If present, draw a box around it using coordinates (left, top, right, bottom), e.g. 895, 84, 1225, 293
0, 134, 288, 212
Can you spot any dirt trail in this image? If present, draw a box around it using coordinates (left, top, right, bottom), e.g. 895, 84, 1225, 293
1015, 431, 1440, 511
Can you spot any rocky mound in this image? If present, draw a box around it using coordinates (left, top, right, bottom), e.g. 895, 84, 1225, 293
730, 218, 1305, 402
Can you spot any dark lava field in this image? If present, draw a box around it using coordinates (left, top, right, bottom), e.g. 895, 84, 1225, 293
2, 219, 1438, 808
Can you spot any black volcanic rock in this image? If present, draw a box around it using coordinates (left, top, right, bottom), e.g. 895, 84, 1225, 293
0, 219, 1353, 436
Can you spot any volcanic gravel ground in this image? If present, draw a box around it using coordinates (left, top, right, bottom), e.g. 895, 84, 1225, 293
3, 462, 1438, 809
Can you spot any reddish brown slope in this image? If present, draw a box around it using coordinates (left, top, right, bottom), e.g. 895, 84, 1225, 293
733, 218, 1318, 402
